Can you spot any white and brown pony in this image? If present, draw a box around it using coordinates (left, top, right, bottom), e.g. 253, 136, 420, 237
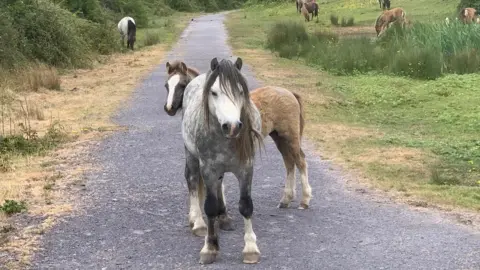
118, 16, 136, 50
163, 60, 312, 211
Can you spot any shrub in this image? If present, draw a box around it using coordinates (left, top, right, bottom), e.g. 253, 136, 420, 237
266, 21, 310, 59
5, 0, 91, 68
330, 14, 339, 25
296, 20, 480, 80
27, 65, 61, 91
346, 17, 354, 27
0, 200, 27, 215
143, 31, 161, 46
456, 0, 480, 12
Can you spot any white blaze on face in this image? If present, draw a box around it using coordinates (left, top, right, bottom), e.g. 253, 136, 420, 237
209, 77, 243, 125
166, 74, 180, 111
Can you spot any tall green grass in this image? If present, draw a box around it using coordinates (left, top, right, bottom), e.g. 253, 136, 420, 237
266, 20, 480, 80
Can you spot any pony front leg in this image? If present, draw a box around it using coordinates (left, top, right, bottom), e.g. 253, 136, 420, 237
185, 152, 207, 236
235, 167, 261, 264
199, 167, 222, 264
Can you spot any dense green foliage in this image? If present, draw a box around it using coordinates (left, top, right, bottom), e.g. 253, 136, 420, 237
0, 0, 253, 71
266, 20, 480, 80
457, 0, 480, 11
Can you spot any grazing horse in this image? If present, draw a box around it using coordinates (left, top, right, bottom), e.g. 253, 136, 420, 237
303, 1, 319, 21
459, 7, 479, 24
301, 5, 310, 22
181, 57, 263, 264
375, 7, 407, 36
296, 0, 314, 13
163, 60, 313, 211
118, 16, 137, 50
164, 60, 200, 116
378, 0, 391, 10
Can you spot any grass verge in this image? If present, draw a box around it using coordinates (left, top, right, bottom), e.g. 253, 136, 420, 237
225, 5, 480, 214
0, 12, 197, 269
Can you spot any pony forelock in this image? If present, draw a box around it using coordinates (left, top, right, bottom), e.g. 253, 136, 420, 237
202, 59, 263, 163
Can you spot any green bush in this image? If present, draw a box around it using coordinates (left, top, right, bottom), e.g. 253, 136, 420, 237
456, 0, 480, 11
0, 0, 120, 70
330, 14, 339, 25
265, 21, 310, 59
0, 200, 27, 215
143, 31, 162, 46
268, 20, 480, 80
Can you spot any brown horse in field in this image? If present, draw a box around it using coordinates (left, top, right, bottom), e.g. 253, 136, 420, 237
163, 60, 313, 211
301, 5, 310, 22
296, 0, 314, 13
302, 1, 319, 21
375, 7, 407, 36
459, 7, 479, 24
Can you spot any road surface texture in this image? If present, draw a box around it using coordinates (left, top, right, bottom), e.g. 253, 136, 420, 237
31, 13, 479, 270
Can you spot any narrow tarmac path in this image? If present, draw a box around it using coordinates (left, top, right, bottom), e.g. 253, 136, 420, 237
31, 13, 479, 270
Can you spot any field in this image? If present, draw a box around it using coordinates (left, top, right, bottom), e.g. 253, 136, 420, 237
225, 0, 480, 212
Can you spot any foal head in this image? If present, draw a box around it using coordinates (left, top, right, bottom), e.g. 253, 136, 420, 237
164, 60, 198, 116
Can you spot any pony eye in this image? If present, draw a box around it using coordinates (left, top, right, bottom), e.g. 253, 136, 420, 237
211, 91, 218, 97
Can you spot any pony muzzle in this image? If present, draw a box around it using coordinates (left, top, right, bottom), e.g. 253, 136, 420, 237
164, 103, 177, 116
221, 121, 243, 138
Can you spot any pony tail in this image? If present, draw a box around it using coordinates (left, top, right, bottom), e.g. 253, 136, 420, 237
292, 92, 305, 138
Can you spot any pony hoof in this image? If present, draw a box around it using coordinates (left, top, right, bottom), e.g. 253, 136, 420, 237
199, 250, 218, 264
219, 217, 235, 231
192, 225, 207, 237
298, 203, 309, 210
277, 202, 290, 209
243, 251, 260, 264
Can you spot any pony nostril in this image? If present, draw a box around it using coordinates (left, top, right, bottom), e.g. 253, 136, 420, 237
237, 122, 243, 130
222, 123, 229, 132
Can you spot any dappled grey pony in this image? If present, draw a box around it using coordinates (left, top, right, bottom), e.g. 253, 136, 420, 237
181, 57, 263, 264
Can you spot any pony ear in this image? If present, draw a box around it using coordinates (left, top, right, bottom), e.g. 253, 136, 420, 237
234, 57, 243, 70
181, 62, 187, 73
166, 62, 171, 73
210, 57, 219, 71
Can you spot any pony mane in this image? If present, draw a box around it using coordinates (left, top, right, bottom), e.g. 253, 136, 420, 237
167, 60, 200, 77
375, 13, 383, 27
202, 59, 263, 164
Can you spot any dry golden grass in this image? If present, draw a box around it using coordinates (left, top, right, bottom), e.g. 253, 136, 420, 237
0, 44, 169, 268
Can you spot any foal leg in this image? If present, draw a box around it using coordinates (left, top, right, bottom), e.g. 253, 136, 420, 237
185, 152, 207, 236
295, 147, 312, 209
270, 132, 296, 208
234, 167, 260, 264
199, 166, 222, 264
217, 176, 234, 231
